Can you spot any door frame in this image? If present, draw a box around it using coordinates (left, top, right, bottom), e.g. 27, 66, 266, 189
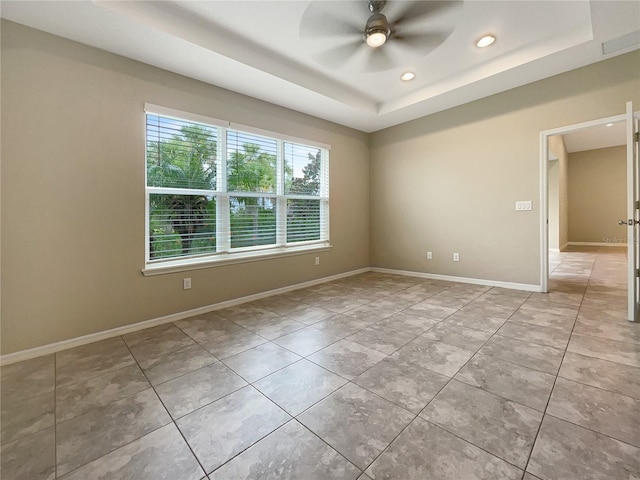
539, 113, 628, 293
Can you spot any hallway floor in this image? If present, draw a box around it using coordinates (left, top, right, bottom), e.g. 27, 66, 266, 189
2, 249, 640, 479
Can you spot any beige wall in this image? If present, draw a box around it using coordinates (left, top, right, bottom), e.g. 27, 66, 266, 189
1, 21, 370, 354
549, 135, 570, 250
568, 146, 627, 244
370, 51, 640, 285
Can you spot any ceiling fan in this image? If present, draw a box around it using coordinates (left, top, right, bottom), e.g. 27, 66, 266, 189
300, 0, 461, 72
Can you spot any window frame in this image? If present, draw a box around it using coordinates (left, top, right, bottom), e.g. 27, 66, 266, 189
143, 104, 331, 276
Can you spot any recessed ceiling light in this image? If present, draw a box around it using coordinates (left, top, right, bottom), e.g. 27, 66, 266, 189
476, 34, 496, 48
606, 123, 614, 127
400, 72, 416, 81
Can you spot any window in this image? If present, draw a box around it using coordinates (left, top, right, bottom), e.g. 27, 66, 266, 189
144, 105, 330, 272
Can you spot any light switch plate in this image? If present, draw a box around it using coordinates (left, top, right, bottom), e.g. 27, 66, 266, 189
515, 201, 532, 211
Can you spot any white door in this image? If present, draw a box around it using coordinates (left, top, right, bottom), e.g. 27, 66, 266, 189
626, 101, 639, 321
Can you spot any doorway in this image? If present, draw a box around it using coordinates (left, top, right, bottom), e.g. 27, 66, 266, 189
540, 103, 639, 320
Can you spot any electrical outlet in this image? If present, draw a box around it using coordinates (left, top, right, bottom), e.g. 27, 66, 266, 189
183, 277, 191, 290
427, 251, 433, 259
315, 256, 320, 266
453, 253, 460, 262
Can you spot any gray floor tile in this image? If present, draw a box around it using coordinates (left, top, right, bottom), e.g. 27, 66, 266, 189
216, 305, 279, 323
497, 320, 571, 349
56, 337, 135, 388
558, 351, 640, 399
311, 314, 372, 338
199, 328, 267, 359
415, 294, 470, 309
142, 343, 218, 385
298, 383, 414, 470
369, 294, 423, 311
393, 336, 475, 377
346, 324, 416, 355
366, 417, 522, 479
574, 317, 640, 345
58, 424, 204, 480
155, 362, 247, 419
177, 386, 290, 474
420, 322, 491, 351
56, 364, 149, 423
354, 356, 449, 414
273, 326, 342, 356
252, 296, 308, 316
520, 298, 579, 317
253, 359, 347, 416
467, 296, 524, 311
421, 380, 542, 468
308, 339, 386, 380
343, 303, 397, 322
547, 377, 640, 447
209, 420, 360, 480
455, 353, 555, 411
239, 316, 306, 340
529, 291, 583, 306
174, 315, 243, 343
1, 389, 54, 445
508, 309, 576, 330
522, 474, 542, 480
479, 334, 564, 375
0, 354, 54, 401
123, 324, 196, 368
577, 305, 629, 324
285, 304, 336, 325
222, 342, 301, 383
0, 427, 55, 480
528, 415, 640, 480
567, 333, 640, 368
442, 311, 508, 334
404, 302, 457, 320
318, 296, 370, 314
376, 311, 441, 334
56, 388, 171, 476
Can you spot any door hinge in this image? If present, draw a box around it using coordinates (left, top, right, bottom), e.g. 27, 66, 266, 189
635, 200, 639, 210
635, 131, 639, 142
636, 268, 639, 278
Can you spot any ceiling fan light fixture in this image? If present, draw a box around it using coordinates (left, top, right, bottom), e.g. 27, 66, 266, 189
366, 30, 388, 47
364, 11, 390, 48
476, 34, 496, 48
400, 72, 416, 81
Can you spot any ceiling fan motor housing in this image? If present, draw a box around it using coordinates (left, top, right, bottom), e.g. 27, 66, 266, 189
364, 12, 391, 42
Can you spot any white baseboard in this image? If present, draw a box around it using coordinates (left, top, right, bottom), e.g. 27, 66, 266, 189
370, 267, 542, 292
567, 242, 628, 247
1, 266, 544, 365
560, 242, 570, 251
0, 267, 370, 366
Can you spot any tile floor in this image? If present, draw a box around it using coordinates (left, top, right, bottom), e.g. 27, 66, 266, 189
2, 247, 640, 479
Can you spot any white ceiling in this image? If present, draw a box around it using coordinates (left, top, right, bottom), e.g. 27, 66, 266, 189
2, 1, 639, 132
563, 121, 628, 153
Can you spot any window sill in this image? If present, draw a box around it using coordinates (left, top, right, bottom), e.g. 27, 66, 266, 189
142, 243, 332, 276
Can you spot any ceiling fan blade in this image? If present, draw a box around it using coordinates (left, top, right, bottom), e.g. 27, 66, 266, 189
299, 2, 364, 40
391, 0, 462, 28
364, 45, 394, 72
393, 30, 454, 54
314, 39, 364, 69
